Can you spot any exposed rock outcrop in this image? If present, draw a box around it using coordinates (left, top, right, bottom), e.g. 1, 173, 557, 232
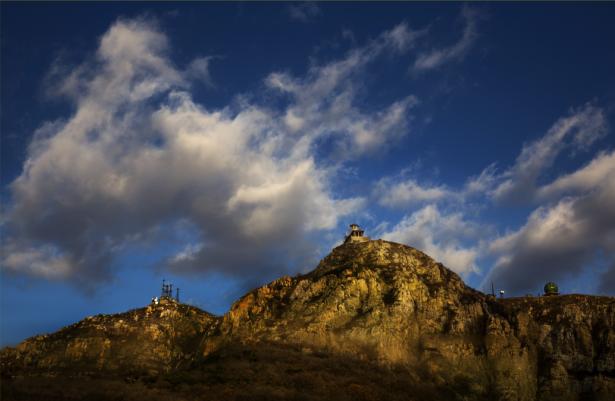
2, 240, 614, 401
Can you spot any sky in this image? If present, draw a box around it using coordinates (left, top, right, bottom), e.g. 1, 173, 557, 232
1, 2, 615, 347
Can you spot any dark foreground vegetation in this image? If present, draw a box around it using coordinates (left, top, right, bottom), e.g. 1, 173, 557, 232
1, 341, 487, 401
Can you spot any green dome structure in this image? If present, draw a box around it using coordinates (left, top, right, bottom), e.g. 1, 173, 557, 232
544, 282, 559, 296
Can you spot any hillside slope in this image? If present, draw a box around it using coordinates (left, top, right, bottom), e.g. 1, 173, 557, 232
1, 298, 217, 377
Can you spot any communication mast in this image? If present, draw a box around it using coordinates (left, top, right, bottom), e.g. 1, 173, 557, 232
161, 279, 173, 298
159, 279, 181, 302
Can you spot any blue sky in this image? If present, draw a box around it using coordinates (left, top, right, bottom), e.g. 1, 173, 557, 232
2, 2, 615, 346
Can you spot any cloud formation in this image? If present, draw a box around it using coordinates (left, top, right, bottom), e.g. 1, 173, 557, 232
490, 104, 607, 204
4, 11, 610, 300
374, 103, 613, 294
2, 17, 418, 287
486, 176, 615, 293
375, 178, 453, 208
535, 150, 615, 201
265, 22, 422, 159
413, 6, 481, 71
380, 205, 479, 275
185, 56, 215, 87
483, 108, 614, 294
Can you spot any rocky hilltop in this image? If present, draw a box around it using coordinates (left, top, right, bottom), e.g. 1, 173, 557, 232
2, 240, 615, 401
1, 298, 217, 377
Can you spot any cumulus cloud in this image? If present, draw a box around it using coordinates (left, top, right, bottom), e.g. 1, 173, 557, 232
413, 6, 481, 71
1, 17, 416, 287
380, 205, 479, 275
375, 178, 453, 208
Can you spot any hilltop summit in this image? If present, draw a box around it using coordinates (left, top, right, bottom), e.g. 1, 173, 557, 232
1, 297, 217, 378
2, 239, 615, 401
221, 239, 484, 361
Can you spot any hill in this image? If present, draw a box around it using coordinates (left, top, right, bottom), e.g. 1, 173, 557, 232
2, 239, 614, 400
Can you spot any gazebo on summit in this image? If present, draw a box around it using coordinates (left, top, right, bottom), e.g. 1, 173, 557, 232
344, 223, 369, 244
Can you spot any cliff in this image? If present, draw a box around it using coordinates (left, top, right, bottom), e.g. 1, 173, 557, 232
2, 240, 614, 401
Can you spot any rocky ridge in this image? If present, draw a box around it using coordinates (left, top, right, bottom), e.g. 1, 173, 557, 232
2, 239, 615, 401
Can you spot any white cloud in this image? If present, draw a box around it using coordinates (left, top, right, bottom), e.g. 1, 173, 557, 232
461, 102, 615, 294
374, 102, 613, 294
2, 17, 415, 286
380, 205, 479, 275
413, 6, 481, 71
464, 163, 497, 195
185, 56, 215, 86
375, 178, 452, 208
264, 23, 422, 160
374, 101, 612, 294
486, 175, 615, 293
170, 242, 204, 265
469, 104, 608, 204
376, 105, 608, 216
536, 150, 615, 200
382, 22, 427, 54
1, 241, 72, 279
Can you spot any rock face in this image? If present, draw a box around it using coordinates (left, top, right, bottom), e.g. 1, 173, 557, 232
2, 240, 615, 401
